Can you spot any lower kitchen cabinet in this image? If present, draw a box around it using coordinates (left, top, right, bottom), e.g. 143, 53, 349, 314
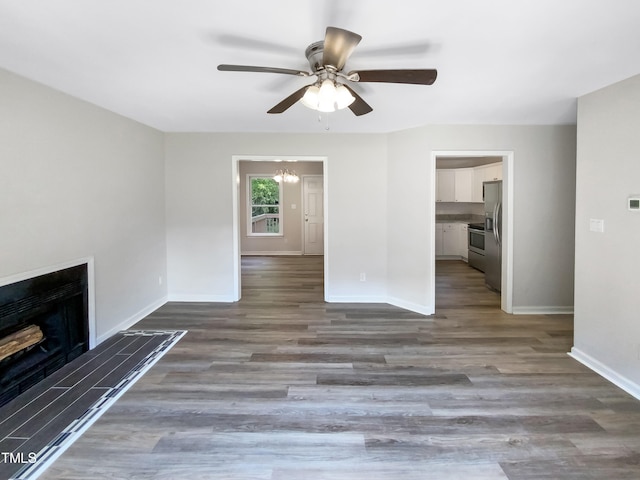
442, 223, 459, 255
460, 224, 468, 260
435, 224, 444, 256
436, 223, 468, 260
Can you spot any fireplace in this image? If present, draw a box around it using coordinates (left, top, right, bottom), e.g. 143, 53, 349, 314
0, 264, 89, 407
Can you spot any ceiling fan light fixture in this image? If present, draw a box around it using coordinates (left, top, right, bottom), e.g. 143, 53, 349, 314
317, 100, 336, 113
317, 79, 337, 112
300, 79, 354, 113
335, 84, 355, 109
318, 79, 337, 102
300, 85, 320, 109
220, 26, 438, 118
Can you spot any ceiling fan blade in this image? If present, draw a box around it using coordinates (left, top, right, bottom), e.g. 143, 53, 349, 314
342, 84, 373, 116
349, 69, 438, 85
322, 27, 362, 71
217, 64, 310, 77
267, 85, 311, 114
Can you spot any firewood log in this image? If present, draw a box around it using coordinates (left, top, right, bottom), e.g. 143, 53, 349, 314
0, 325, 44, 361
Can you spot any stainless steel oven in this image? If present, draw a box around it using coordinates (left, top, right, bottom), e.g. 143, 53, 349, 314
468, 223, 485, 272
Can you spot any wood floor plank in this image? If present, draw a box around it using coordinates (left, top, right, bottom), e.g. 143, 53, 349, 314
34, 257, 640, 480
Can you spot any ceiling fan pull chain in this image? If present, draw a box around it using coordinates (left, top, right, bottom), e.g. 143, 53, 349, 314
317, 112, 331, 130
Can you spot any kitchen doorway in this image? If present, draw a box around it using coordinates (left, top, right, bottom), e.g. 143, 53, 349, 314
431, 151, 514, 313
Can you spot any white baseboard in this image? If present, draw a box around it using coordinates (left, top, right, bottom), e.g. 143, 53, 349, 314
512, 306, 574, 315
387, 297, 434, 316
96, 295, 168, 345
242, 251, 302, 256
167, 294, 236, 303
325, 295, 388, 304
324, 295, 434, 317
569, 347, 640, 401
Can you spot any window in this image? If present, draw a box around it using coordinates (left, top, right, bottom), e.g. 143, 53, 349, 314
248, 176, 282, 236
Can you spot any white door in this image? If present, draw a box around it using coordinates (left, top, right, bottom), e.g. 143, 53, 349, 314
303, 175, 324, 255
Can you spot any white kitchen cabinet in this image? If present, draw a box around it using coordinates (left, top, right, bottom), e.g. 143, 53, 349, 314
460, 224, 469, 260
472, 167, 487, 203
454, 168, 474, 202
472, 163, 503, 202
436, 222, 469, 259
441, 223, 460, 256
435, 223, 444, 255
485, 163, 502, 182
436, 168, 474, 202
436, 170, 455, 202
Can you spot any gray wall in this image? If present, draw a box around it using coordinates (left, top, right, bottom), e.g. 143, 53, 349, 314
387, 125, 577, 313
573, 74, 640, 395
164, 133, 389, 303
165, 126, 576, 313
1, 67, 580, 348
0, 68, 167, 342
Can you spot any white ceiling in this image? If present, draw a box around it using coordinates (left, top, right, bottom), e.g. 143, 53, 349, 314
1, 0, 639, 133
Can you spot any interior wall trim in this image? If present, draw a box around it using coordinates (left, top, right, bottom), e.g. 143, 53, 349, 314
387, 296, 434, 316
241, 251, 302, 256
166, 294, 235, 303
512, 306, 574, 315
0, 256, 97, 349
96, 296, 168, 345
324, 295, 388, 304
569, 347, 640, 401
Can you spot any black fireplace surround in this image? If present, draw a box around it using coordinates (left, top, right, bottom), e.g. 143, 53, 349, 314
0, 264, 89, 407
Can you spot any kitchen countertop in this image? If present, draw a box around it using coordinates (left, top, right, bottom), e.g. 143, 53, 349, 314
436, 214, 484, 224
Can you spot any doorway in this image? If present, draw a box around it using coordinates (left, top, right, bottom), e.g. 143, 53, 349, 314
231, 155, 328, 301
431, 151, 514, 313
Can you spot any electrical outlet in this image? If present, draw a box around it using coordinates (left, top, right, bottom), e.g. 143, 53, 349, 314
158, 276, 163, 286
359, 273, 366, 282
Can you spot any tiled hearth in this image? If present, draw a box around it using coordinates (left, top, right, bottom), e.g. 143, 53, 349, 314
0, 330, 185, 480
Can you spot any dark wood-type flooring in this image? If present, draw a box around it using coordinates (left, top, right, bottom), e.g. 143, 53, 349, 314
36, 257, 640, 479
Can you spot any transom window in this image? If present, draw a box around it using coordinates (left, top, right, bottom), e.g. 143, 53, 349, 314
247, 175, 282, 236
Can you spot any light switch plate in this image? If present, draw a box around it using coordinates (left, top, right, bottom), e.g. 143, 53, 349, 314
589, 219, 604, 233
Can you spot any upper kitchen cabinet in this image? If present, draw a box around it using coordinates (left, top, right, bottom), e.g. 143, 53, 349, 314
436, 169, 455, 202
472, 163, 503, 203
485, 163, 503, 182
436, 168, 474, 202
454, 168, 473, 202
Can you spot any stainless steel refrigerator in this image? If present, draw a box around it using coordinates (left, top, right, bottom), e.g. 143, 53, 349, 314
483, 180, 502, 292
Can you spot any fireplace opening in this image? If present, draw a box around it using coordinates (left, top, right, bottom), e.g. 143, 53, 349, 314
0, 264, 89, 407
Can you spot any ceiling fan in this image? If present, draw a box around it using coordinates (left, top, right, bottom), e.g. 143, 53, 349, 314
217, 27, 437, 116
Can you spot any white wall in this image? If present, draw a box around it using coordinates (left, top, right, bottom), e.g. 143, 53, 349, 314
164, 133, 388, 303
0, 69, 167, 342
572, 74, 640, 397
387, 125, 577, 313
